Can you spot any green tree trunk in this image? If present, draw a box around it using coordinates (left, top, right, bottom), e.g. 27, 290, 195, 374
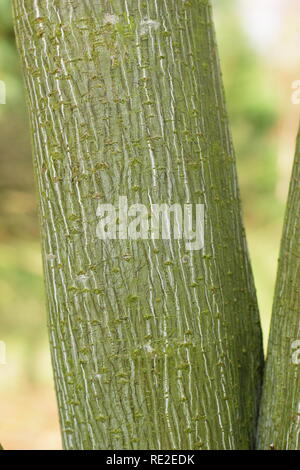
13, 0, 263, 450
257, 130, 300, 450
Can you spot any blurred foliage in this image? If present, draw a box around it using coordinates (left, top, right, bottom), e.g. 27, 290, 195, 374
0, 0, 37, 241
0, 0, 289, 449
0, 0, 24, 109
214, 0, 283, 225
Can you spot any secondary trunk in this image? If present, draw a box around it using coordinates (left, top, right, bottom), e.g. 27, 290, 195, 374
257, 130, 300, 450
13, 0, 263, 450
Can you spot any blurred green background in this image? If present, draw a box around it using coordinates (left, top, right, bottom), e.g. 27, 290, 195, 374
1, 0, 299, 450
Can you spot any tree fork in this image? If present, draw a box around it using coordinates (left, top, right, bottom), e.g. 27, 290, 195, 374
13, 0, 263, 450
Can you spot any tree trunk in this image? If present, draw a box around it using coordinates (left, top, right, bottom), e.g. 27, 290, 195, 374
257, 130, 300, 450
12, 0, 263, 450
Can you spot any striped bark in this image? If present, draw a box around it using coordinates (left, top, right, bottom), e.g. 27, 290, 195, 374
257, 130, 300, 450
13, 0, 263, 450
